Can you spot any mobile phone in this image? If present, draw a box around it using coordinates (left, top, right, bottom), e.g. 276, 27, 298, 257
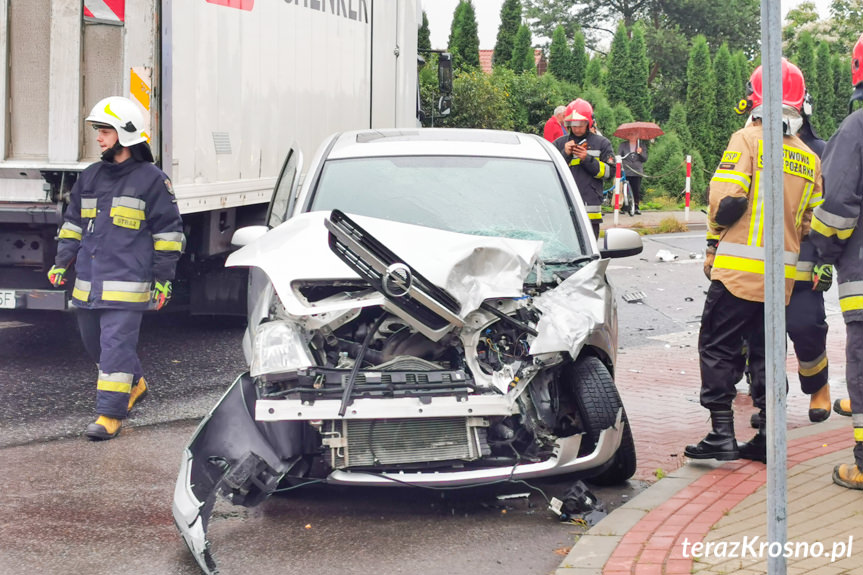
577, 138, 587, 146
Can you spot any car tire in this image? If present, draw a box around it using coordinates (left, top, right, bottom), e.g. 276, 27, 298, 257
570, 355, 637, 485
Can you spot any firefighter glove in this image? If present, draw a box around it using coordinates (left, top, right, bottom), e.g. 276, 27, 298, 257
704, 245, 717, 280
152, 280, 172, 310
48, 265, 66, 287
812, 263, 833, 292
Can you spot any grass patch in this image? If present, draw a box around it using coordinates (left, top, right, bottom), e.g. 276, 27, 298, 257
629, 216, 689, 235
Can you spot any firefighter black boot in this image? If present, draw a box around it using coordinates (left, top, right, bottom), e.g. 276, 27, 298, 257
684, 410, 739, 460
739, 410, 767, 463
808, 383, 831, 423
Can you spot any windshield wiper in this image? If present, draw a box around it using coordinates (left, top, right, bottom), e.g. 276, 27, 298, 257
542, 254, 599, 267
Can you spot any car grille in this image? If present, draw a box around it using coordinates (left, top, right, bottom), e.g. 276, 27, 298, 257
323, 417, 489, 469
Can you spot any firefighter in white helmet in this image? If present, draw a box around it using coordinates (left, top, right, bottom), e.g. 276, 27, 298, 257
48, 96, 185, 440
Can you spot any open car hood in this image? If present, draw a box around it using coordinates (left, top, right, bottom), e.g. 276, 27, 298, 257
226, 211, 543, 318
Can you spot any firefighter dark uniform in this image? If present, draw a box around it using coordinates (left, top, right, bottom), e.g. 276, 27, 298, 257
748, 118, 830, 425
55, 153, 183, 441
553, 130, 614, 238
810, 107, 863, 488
56, 159, 183, 417
685, 60, 820, 462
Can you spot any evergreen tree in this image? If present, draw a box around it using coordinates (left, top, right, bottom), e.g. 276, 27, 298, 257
733, 50, 750, 97
713, 44, 738, 160
813, 41, 835, 138
585, 55, 604, 88
493, 0, 522, 69
448, 1, 480, 71
832, 54, 849, 127
627, 23, 650, 120
548, 25, 571, 80
571, 31, 588, 87
794, 31, 816, 88
605, 21, 631, 106
685, 36, 717, 165
665, 102, 692, 151
418, 11, 431, 52
510, 24, 535, 75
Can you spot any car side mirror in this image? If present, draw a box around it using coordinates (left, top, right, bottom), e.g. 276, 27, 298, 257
231, 225, 269, 248
599, 228, 643, 258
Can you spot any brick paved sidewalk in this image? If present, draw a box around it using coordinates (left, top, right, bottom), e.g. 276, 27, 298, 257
616, 322, 848, 482
557, 418, 860, 575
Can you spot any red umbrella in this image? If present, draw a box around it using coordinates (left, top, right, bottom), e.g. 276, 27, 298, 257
613, 121, 664, 141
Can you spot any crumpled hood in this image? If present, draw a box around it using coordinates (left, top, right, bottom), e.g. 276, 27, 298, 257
227, 211, 542, 317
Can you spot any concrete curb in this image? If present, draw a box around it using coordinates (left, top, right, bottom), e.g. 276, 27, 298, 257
554, 416, 849, 575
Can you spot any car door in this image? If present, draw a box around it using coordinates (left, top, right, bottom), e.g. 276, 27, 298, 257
266, 145, 304, 229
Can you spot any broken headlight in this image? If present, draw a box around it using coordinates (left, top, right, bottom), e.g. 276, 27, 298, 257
250, 320, 314, 377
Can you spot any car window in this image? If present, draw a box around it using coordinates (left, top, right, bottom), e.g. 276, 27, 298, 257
309, 156, 586, 261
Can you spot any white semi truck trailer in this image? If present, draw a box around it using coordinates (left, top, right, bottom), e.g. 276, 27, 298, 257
0, 0, 419, 314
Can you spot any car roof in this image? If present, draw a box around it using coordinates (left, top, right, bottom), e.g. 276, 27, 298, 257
325, 128, 555, 161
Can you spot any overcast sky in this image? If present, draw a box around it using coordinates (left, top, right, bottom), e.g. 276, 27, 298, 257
420, 0, 834, 51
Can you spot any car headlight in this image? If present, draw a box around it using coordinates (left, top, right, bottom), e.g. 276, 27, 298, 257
250, 320, 314, 377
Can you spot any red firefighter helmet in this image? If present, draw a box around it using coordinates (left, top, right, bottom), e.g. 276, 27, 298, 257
745, 58, 806, 113
563, 98, 594, 128
852, 33, 863, 105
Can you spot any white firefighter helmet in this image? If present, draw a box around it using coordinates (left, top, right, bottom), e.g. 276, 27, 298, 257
85, 97, 148, 147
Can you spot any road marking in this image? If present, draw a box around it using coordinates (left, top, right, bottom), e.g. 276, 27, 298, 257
0, 321, 29, 329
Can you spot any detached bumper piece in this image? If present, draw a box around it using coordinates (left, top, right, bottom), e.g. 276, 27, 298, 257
173, 373, 305, 575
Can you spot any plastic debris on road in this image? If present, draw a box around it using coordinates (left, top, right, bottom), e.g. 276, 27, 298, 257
656, 249, 679, 262
622, 290, 646, 303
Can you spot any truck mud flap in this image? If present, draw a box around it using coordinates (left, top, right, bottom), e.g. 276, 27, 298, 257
173, 372, 303, 574
324, 209, 462, 331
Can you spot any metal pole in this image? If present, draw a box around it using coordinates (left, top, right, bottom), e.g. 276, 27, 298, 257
761, 2, 787, 574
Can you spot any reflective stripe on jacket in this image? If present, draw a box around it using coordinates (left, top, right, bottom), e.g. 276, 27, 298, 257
810, 109, 863, 321
707, 123, 821, 304
553, 131, 615, 221
55, 159, 185, 311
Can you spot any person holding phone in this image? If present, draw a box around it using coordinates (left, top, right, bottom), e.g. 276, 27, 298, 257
553, 99, 615, 238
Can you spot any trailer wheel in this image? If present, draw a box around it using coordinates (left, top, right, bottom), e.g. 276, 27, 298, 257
570, 356, 637, 485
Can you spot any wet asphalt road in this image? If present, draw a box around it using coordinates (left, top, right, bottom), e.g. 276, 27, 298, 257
0, 307, 646, 575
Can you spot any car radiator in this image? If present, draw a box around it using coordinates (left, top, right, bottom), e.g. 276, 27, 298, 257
323, 417, 490, 469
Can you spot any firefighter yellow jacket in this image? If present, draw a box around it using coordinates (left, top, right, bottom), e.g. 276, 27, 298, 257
707, 122, 822, 304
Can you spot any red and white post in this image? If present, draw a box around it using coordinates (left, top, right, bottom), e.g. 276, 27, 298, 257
614, 155, 622, 227
684, 154, 692, 222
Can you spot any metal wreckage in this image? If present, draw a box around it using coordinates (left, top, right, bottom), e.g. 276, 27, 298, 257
173, 210, 639, 573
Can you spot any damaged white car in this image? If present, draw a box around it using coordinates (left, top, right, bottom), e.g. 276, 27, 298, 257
173, 129, 644, 573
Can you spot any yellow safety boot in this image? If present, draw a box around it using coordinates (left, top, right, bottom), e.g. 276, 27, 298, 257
833, 463, 863, 490
128, 377, 148, 412
85, 416, 122, 441
808, 384, 831, 422
833, 398, 852, 416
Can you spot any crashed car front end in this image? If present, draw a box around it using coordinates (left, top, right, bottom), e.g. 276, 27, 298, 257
173, 211, 627, 574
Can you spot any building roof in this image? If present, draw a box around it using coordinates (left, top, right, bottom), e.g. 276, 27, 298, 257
478, 49, 547, 75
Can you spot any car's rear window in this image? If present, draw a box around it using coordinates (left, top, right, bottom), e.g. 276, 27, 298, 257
309, 156, 585, 261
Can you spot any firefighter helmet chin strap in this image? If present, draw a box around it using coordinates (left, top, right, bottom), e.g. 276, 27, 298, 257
101, 140, 125, 163
749, 105, 804, 136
